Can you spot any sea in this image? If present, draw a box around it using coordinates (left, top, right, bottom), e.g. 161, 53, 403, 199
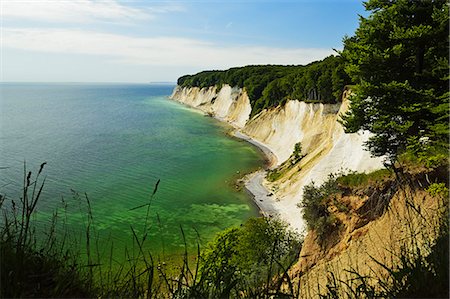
0, 83, 263, 260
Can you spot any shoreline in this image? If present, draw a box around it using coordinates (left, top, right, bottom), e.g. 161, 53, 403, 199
232, 131, 278, 170
168, 95, 285, 224
232, 132, 283, 220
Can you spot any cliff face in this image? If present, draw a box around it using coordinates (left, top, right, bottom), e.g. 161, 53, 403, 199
170, 85, 384, 232
291, 172, 446, 298
171, 85, 251, 128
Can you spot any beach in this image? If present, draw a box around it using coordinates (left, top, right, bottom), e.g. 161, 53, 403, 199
232, 131, 283, 218
233, 130, 307, 233
170, 93, 306, 232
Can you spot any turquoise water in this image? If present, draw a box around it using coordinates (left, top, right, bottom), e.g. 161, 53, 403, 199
0, 83, 263, 258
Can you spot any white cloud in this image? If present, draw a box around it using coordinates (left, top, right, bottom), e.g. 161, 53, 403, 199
1, 0, 181, 24
3, 27, 335, 70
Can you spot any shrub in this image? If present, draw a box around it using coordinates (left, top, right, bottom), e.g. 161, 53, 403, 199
336, 169, 392, 188
402, 136, 449, 169
199, 217, 302, 297
300, 175, 341, 243
291, 142, 304, 164
426, 183, 449, 199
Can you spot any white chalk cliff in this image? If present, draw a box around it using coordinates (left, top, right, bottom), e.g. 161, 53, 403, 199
170, 85, 384, 232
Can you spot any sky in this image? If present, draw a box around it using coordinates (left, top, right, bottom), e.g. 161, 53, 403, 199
1, 0, 367, 83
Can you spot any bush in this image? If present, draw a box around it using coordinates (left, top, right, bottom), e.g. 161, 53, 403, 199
199, 217, 302, 297
299, 175, 341, 243
426, 183, 449, 199
336, 168, 392, 188
0, 165, 303, 298
291, 142, 304, 164
402, 136, 449, 169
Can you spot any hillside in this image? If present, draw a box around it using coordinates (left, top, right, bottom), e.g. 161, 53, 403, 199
291, 164, 448, 296
170, 1, 449, 296
170, 85, 384, 232
170, 81, 448, 297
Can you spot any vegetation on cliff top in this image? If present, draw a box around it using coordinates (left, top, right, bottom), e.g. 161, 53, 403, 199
177, 0, 449, 166
340, 0, 449, 162
177, 55, 351, 116
297, 1, 449, 296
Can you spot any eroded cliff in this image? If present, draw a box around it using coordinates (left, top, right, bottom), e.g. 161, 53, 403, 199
170, 85, 384, 232
290, 167, 448, 297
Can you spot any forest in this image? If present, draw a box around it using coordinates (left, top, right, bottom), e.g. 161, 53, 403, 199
178, 55, 350, 116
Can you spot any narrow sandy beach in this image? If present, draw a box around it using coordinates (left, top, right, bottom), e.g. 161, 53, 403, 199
233, 131, 279, 169
243, 170, 279, 217
169, 97, 294, 228
232, 131, 284, 219
233, 130, 306, 233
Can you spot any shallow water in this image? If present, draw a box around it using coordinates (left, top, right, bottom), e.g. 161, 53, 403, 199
0, 83, 263, 258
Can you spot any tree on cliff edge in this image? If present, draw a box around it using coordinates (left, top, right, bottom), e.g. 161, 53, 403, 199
341, 0, 449, 163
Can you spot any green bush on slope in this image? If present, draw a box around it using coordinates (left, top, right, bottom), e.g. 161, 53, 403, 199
299, 175, 341, 243
199, 217, 301, 297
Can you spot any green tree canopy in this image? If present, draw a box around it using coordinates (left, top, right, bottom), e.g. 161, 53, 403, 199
341, 0, 449, 162
177, 55, 351, 116
199, 217, 301, 296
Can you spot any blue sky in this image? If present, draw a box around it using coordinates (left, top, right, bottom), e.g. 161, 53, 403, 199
2, 0, 367, 83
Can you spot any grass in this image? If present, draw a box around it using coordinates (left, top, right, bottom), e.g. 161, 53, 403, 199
267, 162, 293, 182
2, 162, 447, 298
0, 163, 303, 298
267, 169, 284, 182
0, 163, 94, 297
335, 168, 393, 188
298, 161, 449, 298
317, 190, 449, 299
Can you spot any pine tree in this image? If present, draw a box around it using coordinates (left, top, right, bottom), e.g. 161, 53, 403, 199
341, 0, 449, 162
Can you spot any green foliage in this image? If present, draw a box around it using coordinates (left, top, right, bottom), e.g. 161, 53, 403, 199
267, 169, 283, 182
426, 183, 449, 199
199, 217, 301, 296
178, 55, 351, 116
336, 168, 392, 188
402, 135, 449, 169
340, 0, 449, 161
300, 175, 341, 243
292, 142, 304, 164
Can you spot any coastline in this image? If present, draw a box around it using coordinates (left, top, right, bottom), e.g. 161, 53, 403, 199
231, 131, 282, 218
168, 95, 285, 223
232, 131, 278, 169
170, 84, 386, 235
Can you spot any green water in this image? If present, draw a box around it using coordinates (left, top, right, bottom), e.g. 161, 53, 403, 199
0, 83, 263, 260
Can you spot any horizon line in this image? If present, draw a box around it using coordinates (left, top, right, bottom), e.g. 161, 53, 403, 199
0, 81, 177, 85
